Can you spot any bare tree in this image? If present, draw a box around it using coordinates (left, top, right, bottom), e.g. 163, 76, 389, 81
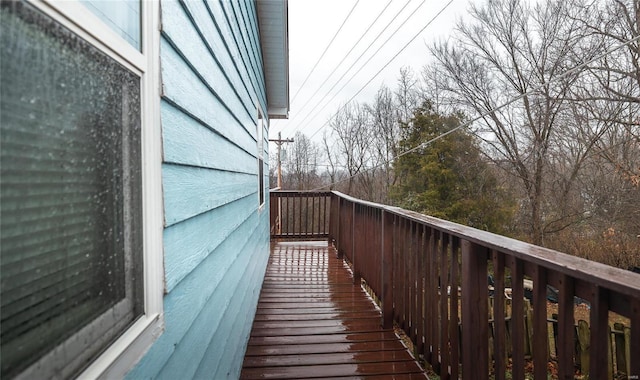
429, 0, 601, 245
283, 132, 320, 190
321, 130, 340, 190
577, 0, 640, 102
365, 85, 399, 202
329, 102, 373, 196
420, 65, 450, 114
268, 150, 278, 188
558, 0, 640, 264
573, 0, 640, 185
395, 67, 420, 130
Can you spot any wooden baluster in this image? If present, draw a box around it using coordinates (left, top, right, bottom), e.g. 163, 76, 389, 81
283, 194, 288, 236
350, 203, 357, 282
492, 251, 506, 380
270, 193, 277, 237
381, 211, 394, 329
364, 207, 371, 286
419, 225, 431, 358
322, 194, 325, 235
375, 209, 379, 291
461, 240, 489, 379
589, 285, 610, 380
291, 194, 296, 237
328, 194, 334, 242
430, 230, 441, 371
533, 265, 548, 380
416, 224, 425, 355
310, 195, 315, 236
450, 236, 460, 379
631, 298, 640, 377
336, 197, 343, 258
393, 215, 401, 325
428, 229, 439, 366
399, 218, 407, 330
374, 209, 381, 294
557, 275, 575, 380
410, 222, 419, 345
305, 194, 309, 237
320, 194, 324, 235
326, 194, 330, 235
510, 257, 525, 380
403, 219, 411, 335
439, 233, 451, 377
424, 227, 434, 362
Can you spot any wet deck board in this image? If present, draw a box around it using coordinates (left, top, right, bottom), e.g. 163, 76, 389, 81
240, 241, 427, 379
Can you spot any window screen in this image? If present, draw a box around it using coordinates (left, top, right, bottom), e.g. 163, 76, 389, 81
0, 2, 143, 378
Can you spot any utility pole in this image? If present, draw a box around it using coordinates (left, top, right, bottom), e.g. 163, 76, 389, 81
269, 132, 293, 188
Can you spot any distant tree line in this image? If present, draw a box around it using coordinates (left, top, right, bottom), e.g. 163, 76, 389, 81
271, 0, 639, 270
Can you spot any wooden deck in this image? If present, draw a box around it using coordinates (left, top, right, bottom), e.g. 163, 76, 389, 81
240, 241, 427, 379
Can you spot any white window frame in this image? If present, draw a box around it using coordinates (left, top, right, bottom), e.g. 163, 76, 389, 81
18, 1, 164, 378
257, 106, 268, 211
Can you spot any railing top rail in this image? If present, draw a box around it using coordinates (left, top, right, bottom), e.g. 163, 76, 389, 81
272, 190, 332, 196
330, 191, 640, 299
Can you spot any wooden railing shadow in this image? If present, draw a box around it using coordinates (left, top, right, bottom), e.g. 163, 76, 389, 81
269, 190, 640, 379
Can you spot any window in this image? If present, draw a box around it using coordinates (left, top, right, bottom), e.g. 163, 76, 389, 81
81, 0, 141, 50
0, 1, 162, 378
258, 110, 266, 207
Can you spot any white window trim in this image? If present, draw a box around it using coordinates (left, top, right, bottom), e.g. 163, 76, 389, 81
257, 106, 268, 212
22, 1, 165, 378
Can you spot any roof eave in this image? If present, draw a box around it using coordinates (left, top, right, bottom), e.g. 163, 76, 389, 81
256, 0, 290, 120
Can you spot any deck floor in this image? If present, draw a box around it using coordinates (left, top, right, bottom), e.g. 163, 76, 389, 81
240, 241, 427, 379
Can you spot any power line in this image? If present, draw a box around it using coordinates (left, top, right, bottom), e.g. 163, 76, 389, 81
280, 1, 413, 136
310, 33, 640, 191
307, 0, 454, 140
288, 0, 422, 136
290, 0, 360, 104
289, 0, 394, 126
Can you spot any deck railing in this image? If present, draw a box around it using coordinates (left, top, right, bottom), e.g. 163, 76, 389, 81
269, 190, 640, 379
270, 190, 331, 239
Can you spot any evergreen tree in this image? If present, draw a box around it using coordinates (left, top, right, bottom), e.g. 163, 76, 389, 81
391, 102, 514, 234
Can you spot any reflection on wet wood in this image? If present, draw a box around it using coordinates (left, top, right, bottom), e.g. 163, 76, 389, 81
240, 241, 426, 379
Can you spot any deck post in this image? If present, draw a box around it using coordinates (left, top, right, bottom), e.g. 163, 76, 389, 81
328, 193, 336, 245
270, 192, 277, 237
381, 210, 394, 329
461, 240, 489, 379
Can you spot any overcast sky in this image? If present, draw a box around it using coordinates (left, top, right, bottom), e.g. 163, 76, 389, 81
269, 0, 472, 142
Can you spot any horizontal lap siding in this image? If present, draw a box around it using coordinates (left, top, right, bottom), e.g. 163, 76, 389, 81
162, 166, 257, 226
163, 194, 257, 292
196, 219, 269, 380
161, 101, 255, 174
127, 0, 270, 378
126, 212, 264, 379
215, 0, 265, 110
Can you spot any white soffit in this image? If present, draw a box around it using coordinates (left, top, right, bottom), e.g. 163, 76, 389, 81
256, 0, 289, 119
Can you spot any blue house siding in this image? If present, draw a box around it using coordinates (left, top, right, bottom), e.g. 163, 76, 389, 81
127, 0, 271, 378
214, 0, 265, 107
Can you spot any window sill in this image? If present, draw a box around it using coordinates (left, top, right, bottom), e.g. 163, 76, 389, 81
79, 313, 164, 379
